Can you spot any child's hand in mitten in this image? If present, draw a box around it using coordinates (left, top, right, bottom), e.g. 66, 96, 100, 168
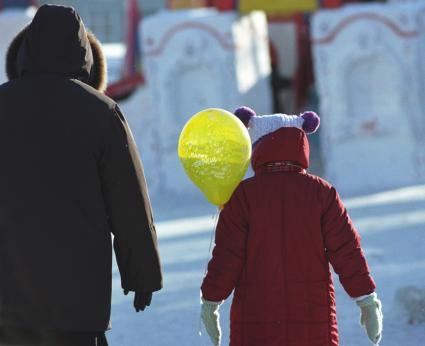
356, 293, 383, 345
201, 298, 222, 346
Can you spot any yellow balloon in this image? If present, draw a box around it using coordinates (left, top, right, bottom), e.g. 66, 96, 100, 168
178, 108, 252, 207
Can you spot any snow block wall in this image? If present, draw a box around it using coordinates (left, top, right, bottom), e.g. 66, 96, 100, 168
0, 8, 34, 85
312, 3, 425, 195
138, 9, 272, 196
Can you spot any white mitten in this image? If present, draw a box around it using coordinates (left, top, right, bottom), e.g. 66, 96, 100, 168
356, 293, 383, 345
201, 298, 222, 346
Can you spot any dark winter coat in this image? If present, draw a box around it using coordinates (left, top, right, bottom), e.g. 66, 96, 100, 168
201, 127, 376, 346
0, 5, 162, 332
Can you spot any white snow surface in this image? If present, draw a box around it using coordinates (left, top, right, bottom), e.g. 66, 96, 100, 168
1, 8, 424, 346
107, 183, 425, 346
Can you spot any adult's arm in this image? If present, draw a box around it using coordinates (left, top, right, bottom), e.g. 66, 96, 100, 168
99, 105, 162, 293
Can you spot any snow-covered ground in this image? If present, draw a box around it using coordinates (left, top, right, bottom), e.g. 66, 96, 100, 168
2, 5, 424, 346
107, 184, 425, 346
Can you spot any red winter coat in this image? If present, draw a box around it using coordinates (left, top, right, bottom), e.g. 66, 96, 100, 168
201, 127, 376, 346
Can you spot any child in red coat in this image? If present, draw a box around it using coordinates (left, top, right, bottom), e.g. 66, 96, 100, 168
200, 107, 383, 346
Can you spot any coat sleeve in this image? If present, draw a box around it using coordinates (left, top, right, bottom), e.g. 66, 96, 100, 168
98, 105, 162, 293
321, 186, 375, 298
201, 184, 249, 302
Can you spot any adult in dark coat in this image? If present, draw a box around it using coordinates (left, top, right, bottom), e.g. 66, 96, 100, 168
0, 5, 162, 346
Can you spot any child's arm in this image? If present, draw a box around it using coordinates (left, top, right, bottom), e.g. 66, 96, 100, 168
201, 184, 249, 302
321, 186, 382, 344
200, 185, 248, 345
321, 186, 376, 297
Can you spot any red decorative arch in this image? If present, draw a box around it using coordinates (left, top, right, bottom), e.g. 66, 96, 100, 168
144, 21, 235, 56
313, 13, 418, 45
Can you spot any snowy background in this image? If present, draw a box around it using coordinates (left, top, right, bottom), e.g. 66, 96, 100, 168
2, 2, 425, 346
107, 183, 425, 346
111, 69, 425, 345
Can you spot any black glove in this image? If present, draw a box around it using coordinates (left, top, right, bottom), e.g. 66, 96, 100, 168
124, 290, 153, 312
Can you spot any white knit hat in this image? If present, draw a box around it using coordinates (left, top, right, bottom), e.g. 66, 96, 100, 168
234, 106, 320, 145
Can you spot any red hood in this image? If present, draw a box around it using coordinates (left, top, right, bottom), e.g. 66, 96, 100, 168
251, 127, 309, 173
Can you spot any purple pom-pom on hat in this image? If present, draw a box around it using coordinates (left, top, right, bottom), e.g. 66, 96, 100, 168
234, 106, 256, 128
301, 111, 320, 134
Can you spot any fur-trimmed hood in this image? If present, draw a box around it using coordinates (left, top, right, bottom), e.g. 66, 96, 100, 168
5, 4, 107, 92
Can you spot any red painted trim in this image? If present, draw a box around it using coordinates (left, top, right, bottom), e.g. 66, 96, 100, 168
144, 21, 235, 56
313, 13, 418, 45
105, 74, 144, 98
322, 0, 342, 8
267, 13, 304, 23
211, 0, 234, 11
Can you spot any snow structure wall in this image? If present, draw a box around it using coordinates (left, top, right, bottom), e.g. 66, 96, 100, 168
0, 8, 35, 85
127, 9, 272, 197
312, 2, 425, 195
